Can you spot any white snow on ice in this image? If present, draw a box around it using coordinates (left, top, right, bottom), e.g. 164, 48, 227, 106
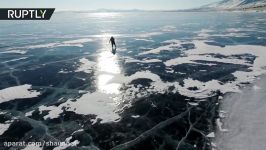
2, 57, 28, 63
22, 145, 43, 150
75, 58, 96, 74
39, 92, 120, 123
0, 120, 13, 136
7, 38, 94, 51
0, 84, 40, 104
139, 40, 185, 55
125, 57, 162, 63
0, 50, 27, 54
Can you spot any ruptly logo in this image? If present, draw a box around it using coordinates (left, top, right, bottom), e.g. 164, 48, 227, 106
0, 8, 55, 20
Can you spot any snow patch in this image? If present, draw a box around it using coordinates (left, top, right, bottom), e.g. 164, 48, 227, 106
75, 58, 96, 74
207, 132, 215, 138
40, 92, 119, 123
0, 85, 40, 104
139, 39, 184, 55
22, 145, 43, 150
8, 38, 93, 51
0, 120, 13, 135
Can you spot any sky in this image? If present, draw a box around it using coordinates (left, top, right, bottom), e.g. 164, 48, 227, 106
0, 0, 220, 10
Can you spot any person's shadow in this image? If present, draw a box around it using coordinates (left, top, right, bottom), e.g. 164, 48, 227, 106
112, 47, 117, 55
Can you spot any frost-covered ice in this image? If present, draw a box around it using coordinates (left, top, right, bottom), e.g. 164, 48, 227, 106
0, 85, 40, 104
215, 76, 266, 150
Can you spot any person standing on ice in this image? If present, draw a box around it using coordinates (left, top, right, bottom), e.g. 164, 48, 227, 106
109, 36, 116, 50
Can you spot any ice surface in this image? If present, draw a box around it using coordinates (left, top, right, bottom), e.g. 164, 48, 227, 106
215, 76, 266, 150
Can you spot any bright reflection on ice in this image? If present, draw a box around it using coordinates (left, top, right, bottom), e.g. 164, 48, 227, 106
89, 12, 121, 19
98, 51, 120, 74
96, 36, 121, 94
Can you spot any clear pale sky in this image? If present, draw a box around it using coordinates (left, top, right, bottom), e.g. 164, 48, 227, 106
1, 0, 220, 10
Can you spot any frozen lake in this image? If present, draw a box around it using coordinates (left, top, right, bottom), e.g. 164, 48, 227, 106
0, 12, 265, 150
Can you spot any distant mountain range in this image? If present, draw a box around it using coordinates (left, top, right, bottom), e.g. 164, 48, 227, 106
58, 0, 266, 12
199, 0, 266, 11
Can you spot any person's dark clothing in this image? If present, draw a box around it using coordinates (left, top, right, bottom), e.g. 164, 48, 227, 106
109, 37, 116, 49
